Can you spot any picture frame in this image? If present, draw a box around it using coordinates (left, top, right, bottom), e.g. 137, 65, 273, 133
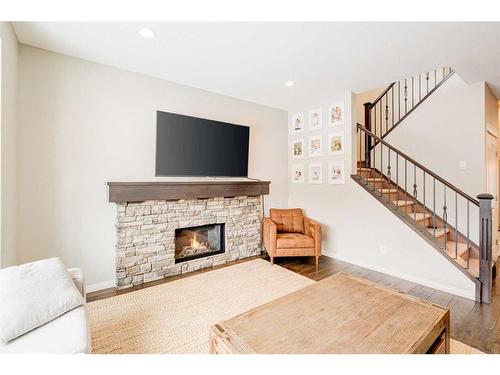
328, 160, 345, 184
291, 139, 304, 159
327, 131, 345, 155
309, 163, 323, 184
291, 112, 305, 134
308, 108, 323, 131
328, 102, 344, 126
292, 163, 305, 184
308, 135, 322, 158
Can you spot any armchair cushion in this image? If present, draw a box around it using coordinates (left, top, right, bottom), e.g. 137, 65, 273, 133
276, 233, 315, 249
270, 208, 305, 234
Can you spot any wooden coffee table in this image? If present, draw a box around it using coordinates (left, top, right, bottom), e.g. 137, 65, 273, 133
210, 272, 450, 354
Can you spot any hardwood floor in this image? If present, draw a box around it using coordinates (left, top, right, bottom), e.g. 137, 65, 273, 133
87, 254, 500, 354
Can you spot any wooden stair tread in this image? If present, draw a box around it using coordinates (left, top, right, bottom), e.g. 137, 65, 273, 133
445, 241, 470, 257
449, 253, 479, 278
366, 177, 384, 182
380, 188, 398, 193
357, 168, 373, 171
442, 243, 479, 277
393, 200, 413, 207
427, 227, 450, 237
407, 212, 431, 221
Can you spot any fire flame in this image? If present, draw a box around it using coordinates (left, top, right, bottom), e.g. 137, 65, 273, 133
189, 233, 208, 249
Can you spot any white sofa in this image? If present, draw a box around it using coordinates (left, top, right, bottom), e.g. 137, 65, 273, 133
0, 268, 91, 354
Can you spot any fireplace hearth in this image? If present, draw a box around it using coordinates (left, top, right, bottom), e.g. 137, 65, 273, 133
175, 223, 225, 263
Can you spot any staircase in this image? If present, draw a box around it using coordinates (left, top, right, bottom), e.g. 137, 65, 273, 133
352, 67, 496, 303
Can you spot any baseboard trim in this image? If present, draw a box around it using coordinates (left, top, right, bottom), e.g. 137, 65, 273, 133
329, 252, 476, 301
86, 280, 116, 293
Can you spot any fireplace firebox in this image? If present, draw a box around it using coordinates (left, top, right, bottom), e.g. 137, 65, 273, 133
174, 223, 225, 263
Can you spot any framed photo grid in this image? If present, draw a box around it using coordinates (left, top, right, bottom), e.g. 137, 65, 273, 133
290, 101, 346, 184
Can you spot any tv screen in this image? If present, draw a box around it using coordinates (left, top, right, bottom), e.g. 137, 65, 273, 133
155, 111, 250, 177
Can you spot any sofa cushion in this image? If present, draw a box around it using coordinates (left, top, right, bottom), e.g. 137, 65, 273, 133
270, 208, 305, 234
0, 306, 90, 354
276, 233, 315, 248
0, 257, 85, 343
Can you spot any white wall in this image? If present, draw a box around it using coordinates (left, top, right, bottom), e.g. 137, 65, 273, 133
288, 91, 477, 300
16, 45, 288, 289
0, 22, 18, 268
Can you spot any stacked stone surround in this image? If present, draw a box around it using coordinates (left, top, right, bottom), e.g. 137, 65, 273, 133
115, 196, 263, 289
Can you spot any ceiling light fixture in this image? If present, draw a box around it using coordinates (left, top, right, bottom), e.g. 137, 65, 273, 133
139, 28, 156, 39
284, 80, 295, 87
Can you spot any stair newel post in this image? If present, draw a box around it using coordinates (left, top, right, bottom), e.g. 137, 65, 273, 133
364, 102, 372, 168
477, 193, 493, 304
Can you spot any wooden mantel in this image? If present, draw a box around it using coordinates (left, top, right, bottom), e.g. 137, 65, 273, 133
107, 181, 270, 203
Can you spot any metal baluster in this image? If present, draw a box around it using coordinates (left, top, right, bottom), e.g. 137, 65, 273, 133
426, 72, 429, 94
374, 105, 377, 138
379, 100, 382, 136
387, 148, 391, 202
404, 159, 408, 213
434, 70, 437, 89
372, 133, 376, 189
396, 154, 399, 204
404, 79, 408, 114
385, 96, 389, 133
419, 74, 422, 101
466, 200, 470, 269
443, 186, 448, 249
423, 171, 426, 228
398, 81, 401, 122
358, 128, 361, 173
413, 164, 417, 223
391, 86, 394, 130
411, 76, 414, 108
380, 142, 383, 197
433, 178, 436, 238
455, 192, 458, 258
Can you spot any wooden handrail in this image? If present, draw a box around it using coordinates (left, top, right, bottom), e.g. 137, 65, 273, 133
368, 82, 396, 109
357, 123, 480, 206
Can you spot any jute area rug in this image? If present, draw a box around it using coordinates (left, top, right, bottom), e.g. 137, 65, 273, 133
87, 259, 483, 354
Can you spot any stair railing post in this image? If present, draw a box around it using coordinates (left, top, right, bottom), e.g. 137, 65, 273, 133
478, 193, 493, 304
364, 102, 372, 168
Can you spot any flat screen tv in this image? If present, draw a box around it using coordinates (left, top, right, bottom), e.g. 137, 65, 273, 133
155, 111, 250, 177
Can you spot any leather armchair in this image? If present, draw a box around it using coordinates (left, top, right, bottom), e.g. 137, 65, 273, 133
263, 208, 322, 268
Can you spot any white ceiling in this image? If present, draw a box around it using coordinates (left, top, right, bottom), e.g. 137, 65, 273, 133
12, 22, 500, 110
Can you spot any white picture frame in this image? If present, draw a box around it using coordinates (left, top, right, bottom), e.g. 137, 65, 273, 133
292, 164, 305, 184
327, 131, 345, 155
309, 163, 323, 184
328, 161, 345, 184
291, 139, 304, 159
328, 102, 344, 126
308, 135, 322, 158
308, 108, 323, 131
291, 112, 305, 134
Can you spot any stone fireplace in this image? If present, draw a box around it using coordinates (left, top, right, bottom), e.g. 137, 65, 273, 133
109, 181, 269, 290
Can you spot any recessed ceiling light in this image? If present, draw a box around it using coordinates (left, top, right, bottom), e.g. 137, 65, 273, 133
139, 28, 156, 39
284, 80, 295, 87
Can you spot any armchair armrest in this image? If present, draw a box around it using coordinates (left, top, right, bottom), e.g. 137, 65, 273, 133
263, 217, 277, 257
67, 268, 86, 300
304, 217, 322, 256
